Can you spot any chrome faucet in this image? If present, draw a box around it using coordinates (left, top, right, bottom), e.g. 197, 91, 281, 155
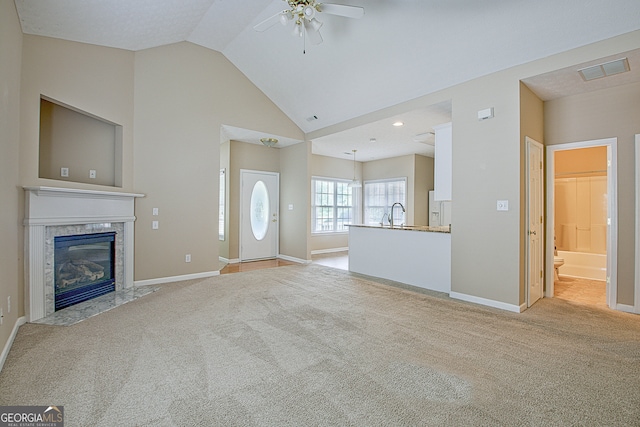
390, 202, 405, 228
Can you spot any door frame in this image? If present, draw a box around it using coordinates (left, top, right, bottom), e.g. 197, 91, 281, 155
239, 169, 280, 262
525, 137, 544, 307
545, 138, 617, 309
635, 134, 640, 313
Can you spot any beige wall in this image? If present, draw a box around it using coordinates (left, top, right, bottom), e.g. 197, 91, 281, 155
39, 99, 117, 186
545, 82, 640, 305
310, 30, 640, 309
20, 35, 135, 192
555, 146, 608, 177
133, 43, 303, 278
520, 82, 544, 302
280, 141, 311, 261
414, 154, 434, 226
227, 140, 281, 261
0, 0, 24, 361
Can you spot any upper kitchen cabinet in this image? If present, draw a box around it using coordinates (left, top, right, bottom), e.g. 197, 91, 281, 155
433, 122, 452, 201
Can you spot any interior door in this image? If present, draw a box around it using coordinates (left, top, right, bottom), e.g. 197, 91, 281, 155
527, 137, 544, 307
240, 170, 279, 261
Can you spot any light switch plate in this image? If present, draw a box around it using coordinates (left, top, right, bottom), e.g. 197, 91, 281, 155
497, 200, 509, 211
89, 169, 97, 179
152, 221, 159, 229
288, 204, 294, 210
152, 208, 159, 216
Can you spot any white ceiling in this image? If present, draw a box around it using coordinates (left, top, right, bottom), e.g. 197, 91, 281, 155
14, 0, 640, 160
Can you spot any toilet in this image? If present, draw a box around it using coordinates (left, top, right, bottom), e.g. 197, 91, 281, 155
554, 256, 564, 282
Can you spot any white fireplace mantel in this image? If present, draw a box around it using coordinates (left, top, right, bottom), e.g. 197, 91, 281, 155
23, 186, 144, 321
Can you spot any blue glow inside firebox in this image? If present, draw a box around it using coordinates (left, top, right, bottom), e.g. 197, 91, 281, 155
54, 232, 116, 311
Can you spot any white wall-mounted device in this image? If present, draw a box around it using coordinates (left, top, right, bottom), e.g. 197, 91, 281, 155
478, 107, 494, 121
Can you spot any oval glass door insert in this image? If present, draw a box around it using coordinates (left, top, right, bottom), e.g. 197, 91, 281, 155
250, 180, 269, 240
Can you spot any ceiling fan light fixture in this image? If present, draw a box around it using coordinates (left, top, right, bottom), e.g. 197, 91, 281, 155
280, 12, 292, 26
292, 23, 303, 37
303, 5, 317, 19
308, 17, 323, 32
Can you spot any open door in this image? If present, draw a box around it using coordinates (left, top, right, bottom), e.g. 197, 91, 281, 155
526, 137, 544, 307
240, 170, 279, 261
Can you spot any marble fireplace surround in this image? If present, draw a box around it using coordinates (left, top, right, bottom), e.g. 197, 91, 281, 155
24, 186, 144, 322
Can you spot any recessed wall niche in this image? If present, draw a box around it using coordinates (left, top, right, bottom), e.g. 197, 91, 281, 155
39, 96, 123, 187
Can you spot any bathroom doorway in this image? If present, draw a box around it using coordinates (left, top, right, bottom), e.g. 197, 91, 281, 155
545, 138, 617, 309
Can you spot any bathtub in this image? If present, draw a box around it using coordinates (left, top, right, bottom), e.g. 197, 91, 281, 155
557, 250, 606, 281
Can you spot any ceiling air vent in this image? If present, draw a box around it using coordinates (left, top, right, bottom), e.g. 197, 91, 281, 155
578, 57, 630, 81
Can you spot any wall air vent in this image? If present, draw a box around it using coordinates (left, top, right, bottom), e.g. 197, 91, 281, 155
578, 57, 630, 81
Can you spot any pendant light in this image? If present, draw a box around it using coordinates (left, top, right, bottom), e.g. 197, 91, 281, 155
349, 149, 362, 188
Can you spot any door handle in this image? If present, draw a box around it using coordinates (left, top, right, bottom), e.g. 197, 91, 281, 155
529, 230, 536, 235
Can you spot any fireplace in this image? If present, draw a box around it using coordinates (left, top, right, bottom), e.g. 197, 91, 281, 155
54, 232, 116, 310
24, 186, 144, 321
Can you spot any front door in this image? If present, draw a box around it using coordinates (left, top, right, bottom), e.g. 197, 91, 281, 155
240, 170, 279, 261
527, 137, 544, 307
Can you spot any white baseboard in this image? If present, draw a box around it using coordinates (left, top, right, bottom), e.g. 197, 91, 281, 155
616, 303, 638, 314
219, 256, 230, 264
449, 291, 525, 313
311, 247, 349, 255
1, 316, 26, 373
134, 271, 219, 287
278, 254, 311, 264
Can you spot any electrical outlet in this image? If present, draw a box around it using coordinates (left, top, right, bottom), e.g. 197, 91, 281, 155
152, 221, 159, 229
60, 167, 69, 177
185, 254, 191, 263
89, 169, 97, 179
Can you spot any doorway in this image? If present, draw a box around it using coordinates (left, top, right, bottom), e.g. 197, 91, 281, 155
545, 138, 617, 309
240, 170, 279, 261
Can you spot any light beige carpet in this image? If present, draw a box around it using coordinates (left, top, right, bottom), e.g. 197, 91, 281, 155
1, 264, 639, 426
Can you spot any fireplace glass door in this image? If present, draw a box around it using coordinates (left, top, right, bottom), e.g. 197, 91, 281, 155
54, 232, 116, 310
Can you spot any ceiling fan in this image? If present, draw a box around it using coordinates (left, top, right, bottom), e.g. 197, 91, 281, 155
254, 1, 364, 46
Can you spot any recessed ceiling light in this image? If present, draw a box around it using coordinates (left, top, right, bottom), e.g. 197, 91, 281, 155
393, 121, 404, 127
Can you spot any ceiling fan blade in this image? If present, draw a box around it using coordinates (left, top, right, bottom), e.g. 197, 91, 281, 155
319, 3, 365, 19
254, 11, 284, 32
304, 20, 323, 45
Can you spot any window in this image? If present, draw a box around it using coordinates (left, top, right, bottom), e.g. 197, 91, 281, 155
364, 178, 407, 226
219, 169, 225, 240
312, 177, 355, 233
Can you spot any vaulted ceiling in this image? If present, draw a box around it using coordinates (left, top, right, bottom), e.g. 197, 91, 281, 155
15, 0, 640, 159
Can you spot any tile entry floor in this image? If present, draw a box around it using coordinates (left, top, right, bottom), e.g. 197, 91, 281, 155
554, 275, 607, 308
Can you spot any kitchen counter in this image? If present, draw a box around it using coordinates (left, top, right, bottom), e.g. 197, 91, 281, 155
347, 224, 451, 233
348, 224, 451, 293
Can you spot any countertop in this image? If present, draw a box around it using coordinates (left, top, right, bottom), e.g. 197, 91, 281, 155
347, 224, 451, 233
